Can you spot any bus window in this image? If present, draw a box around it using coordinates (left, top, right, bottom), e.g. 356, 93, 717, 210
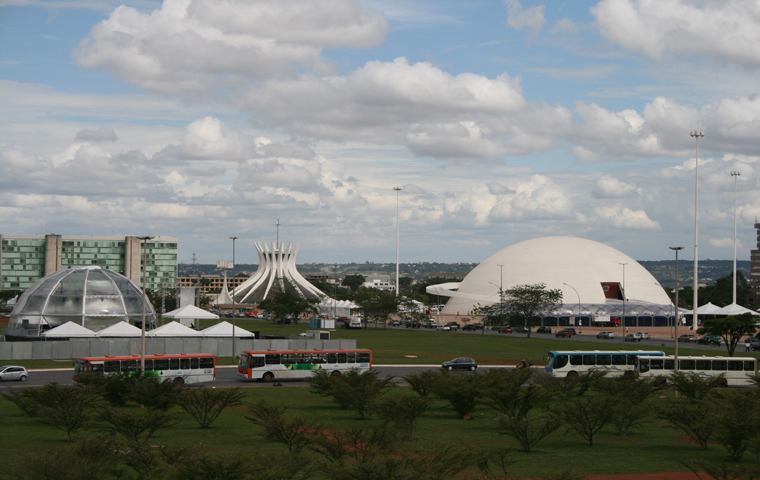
337, 353, 347, 363
596, 355, 611, 366
190, 358, 199, 369
327, 353, 337, 363
251, 356, 265, 368
281, 354, 296, 364
170, 358, 179, 370
180, 358, 190, 370
639, 359, 650, 372
712, 360, 727, 371
200, 357, 214, 369
664, 359, 674, 370
238, 354, 249, 369
297, 354, 310, 364
346, 353, 355, 364
357, 352, 370, 363
105, 360, 120, 373
696, 360, 711, 370
680, 359, 695, 370
91, 363, 104, 373
554, 355, 568, 369
727, 360, 743, 371
583, 355, 596, 366
123, 360, 137, 372
155, 359, 169, 370
143, 359, 154, 371
265, 354, 280, 365
612, 355, 626, 366
627, 355, 637, 365
744, 361, 756, 371
313, 353, 327, 364
569, 355, 582, 366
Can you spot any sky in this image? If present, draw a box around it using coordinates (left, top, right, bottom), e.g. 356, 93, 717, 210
1, 0, 759, 266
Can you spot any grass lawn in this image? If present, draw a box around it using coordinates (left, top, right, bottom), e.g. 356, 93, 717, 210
1, 382, 757, 478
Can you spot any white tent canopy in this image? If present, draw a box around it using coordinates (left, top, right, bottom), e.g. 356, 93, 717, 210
41, 321, 97, 338
318, 298, 360, 318
147, 321, 203, 337
163, 305, 219, 327
96, 321, 142, 337
711, 303, 760, 317
684, 302, 723, 315
200, 320, 255, 338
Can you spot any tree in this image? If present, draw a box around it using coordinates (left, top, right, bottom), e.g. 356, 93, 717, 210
96, 407, 183, 447
258, 278, 321, 324
306, 368, 394, 418
30, 383, 99, 441
353, 287, 399, 327
178, 387, 246, 428
553, 395, 617, 446
697, 313, 758, 356
373, 394, 433, 439
245, 401, 318, 454
502, 283, 563, 338
341, 274, 365, 291
428, 370, 486, 419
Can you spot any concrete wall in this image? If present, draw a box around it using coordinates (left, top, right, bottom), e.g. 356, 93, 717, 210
0, 338, 357, 361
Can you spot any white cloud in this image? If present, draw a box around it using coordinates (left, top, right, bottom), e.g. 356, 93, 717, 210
708, 238, 742, 249
75, 127, 117, 142
505, 0, 546, 31
594, 206, 660, 230
592, 175, 639, 199
592, 0, 760, 68
72, 0, 389, 93
552, 18, 578, 34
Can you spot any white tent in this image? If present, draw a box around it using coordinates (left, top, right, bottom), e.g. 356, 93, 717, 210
41, 321, 97, 338
163, 305, 219, 328
147, 321, 203, 337
96, 321, 142, 337
711, 303, 760, 317
200, 320, 255, 338
685, 302, 723, 315
318, 298, 360, 318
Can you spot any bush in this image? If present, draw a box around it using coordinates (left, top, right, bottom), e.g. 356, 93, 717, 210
178, 387, 246, 429
306, 368, 394, 419
246, 401, 318, 455
373, 394, 433, 439
31, 383, 99, 441
428, 370, 485, 419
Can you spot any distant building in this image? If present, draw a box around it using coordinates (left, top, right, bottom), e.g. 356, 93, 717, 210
750, 222, 760, 308
306, 275, 339, 285
178, 274, 248, 293
362, 274, 394, 291
428, 272, 467, 280
0, 234, 177, 292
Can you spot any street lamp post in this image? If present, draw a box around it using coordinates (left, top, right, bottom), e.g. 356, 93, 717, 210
619, 263, 628, 340
731, 171, 741, 305
563, 283, 581, 332
670, 247, 683, 369
690, 131, 704, 331
230, 236, 238, 359
138, 236, 154, 372
394, 186, 402, 296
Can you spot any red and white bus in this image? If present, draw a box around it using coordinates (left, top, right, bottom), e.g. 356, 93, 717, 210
73, 353, 216, 387
238, 348, 372, 382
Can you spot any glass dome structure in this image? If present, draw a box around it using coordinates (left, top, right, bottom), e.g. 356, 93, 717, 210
5, 266, 156, 339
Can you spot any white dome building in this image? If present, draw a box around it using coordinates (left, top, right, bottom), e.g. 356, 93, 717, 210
428, 237, 673, 326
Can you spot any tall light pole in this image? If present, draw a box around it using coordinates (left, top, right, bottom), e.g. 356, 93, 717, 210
690, 131, 704, 330
230, 235, 238, 359
394, 186, 402, 296
563, 283, 581, 331
138, 235, 154, 372
619, 262, 628, 340
731, 171, 741, 305
497, 264, 504, 328
670, 247, 683, 373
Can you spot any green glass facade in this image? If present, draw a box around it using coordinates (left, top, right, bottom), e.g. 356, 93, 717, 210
0, 235, 177, 292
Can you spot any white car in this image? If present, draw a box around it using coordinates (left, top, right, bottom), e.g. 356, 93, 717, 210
436, 324, 451, 331
596, 331, 615, 339
639, 332, 650, 340
0, 365, 28, 382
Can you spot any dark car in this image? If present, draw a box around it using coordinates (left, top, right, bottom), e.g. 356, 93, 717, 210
697, 334, 721, 345
536, 326, 551, 334
441, 357, 477, 371
462, 323, 482, 331
491, 324, 508, 331
556, 330, 572, 338
444, 322, 460, 331
514, 326, 531, 334
405, 320, 421, 328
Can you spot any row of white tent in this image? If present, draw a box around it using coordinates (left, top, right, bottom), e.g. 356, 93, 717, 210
40, 320, 255, 339
686, 302, 759, 317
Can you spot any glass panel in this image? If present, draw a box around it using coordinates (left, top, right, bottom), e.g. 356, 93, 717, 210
313, 353, 327, 364
200, 357, 214, 369
727, 361, 743, 371
712, 361, 727, 371
123, 360, 137, 372
85, 270, 120, 295
105, 361, 120, 373
337, 353, 347, 363
596, 355, 611, 366
169, 358, 179, 370
696, 360, 711, 370
680, 360, 695, 370
23, 295, 48, 314
180, 358, 190, 369
612, 355, 626, 366
327, 353, 337, 363
281, 354, 296, 364
155, 359, 169, 370
91, 363, 104, 373
569, 355, 582, 366
143, 359, 154, 371
583, 355, 596, 366
627, 356, 638, 365
265, 354, 280, 365
554, 355, 568, 368
83, 316, 119, 331
85, 297, 125, 315
357, 353, 370, 363
45, 295, 83, 315
55, 271, 86, 296
650, 359, 663, 370
664, 360, 675, 370
346, 353, 355, 364
190, 357, 199, 369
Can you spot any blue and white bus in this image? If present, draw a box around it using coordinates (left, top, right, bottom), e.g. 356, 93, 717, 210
545, 350, 665, 378
637, 355, 758, 387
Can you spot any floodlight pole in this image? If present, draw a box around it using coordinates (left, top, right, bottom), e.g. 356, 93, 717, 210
690, 131, 704, 331
230, 235, 238, 359
619, 263, 628, 340
731, 171, 741, 305
138, 236, 154, 372
563, 283, 580, 332
394, 186, 402, 296
670, 246, 683, 398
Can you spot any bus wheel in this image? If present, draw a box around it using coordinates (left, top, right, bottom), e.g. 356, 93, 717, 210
263, 372, 274, 382
719, 378, 728, 388
331, 371, 341, 378
566, 371, 578, 378
623, 371, 635, 379
173, 377, 184, 388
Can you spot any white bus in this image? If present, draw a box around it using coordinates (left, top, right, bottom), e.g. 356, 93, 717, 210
545, 350, 665, 378
636, 355, 758, 387
238, 348, 372, 382
73, 353, 216, 387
